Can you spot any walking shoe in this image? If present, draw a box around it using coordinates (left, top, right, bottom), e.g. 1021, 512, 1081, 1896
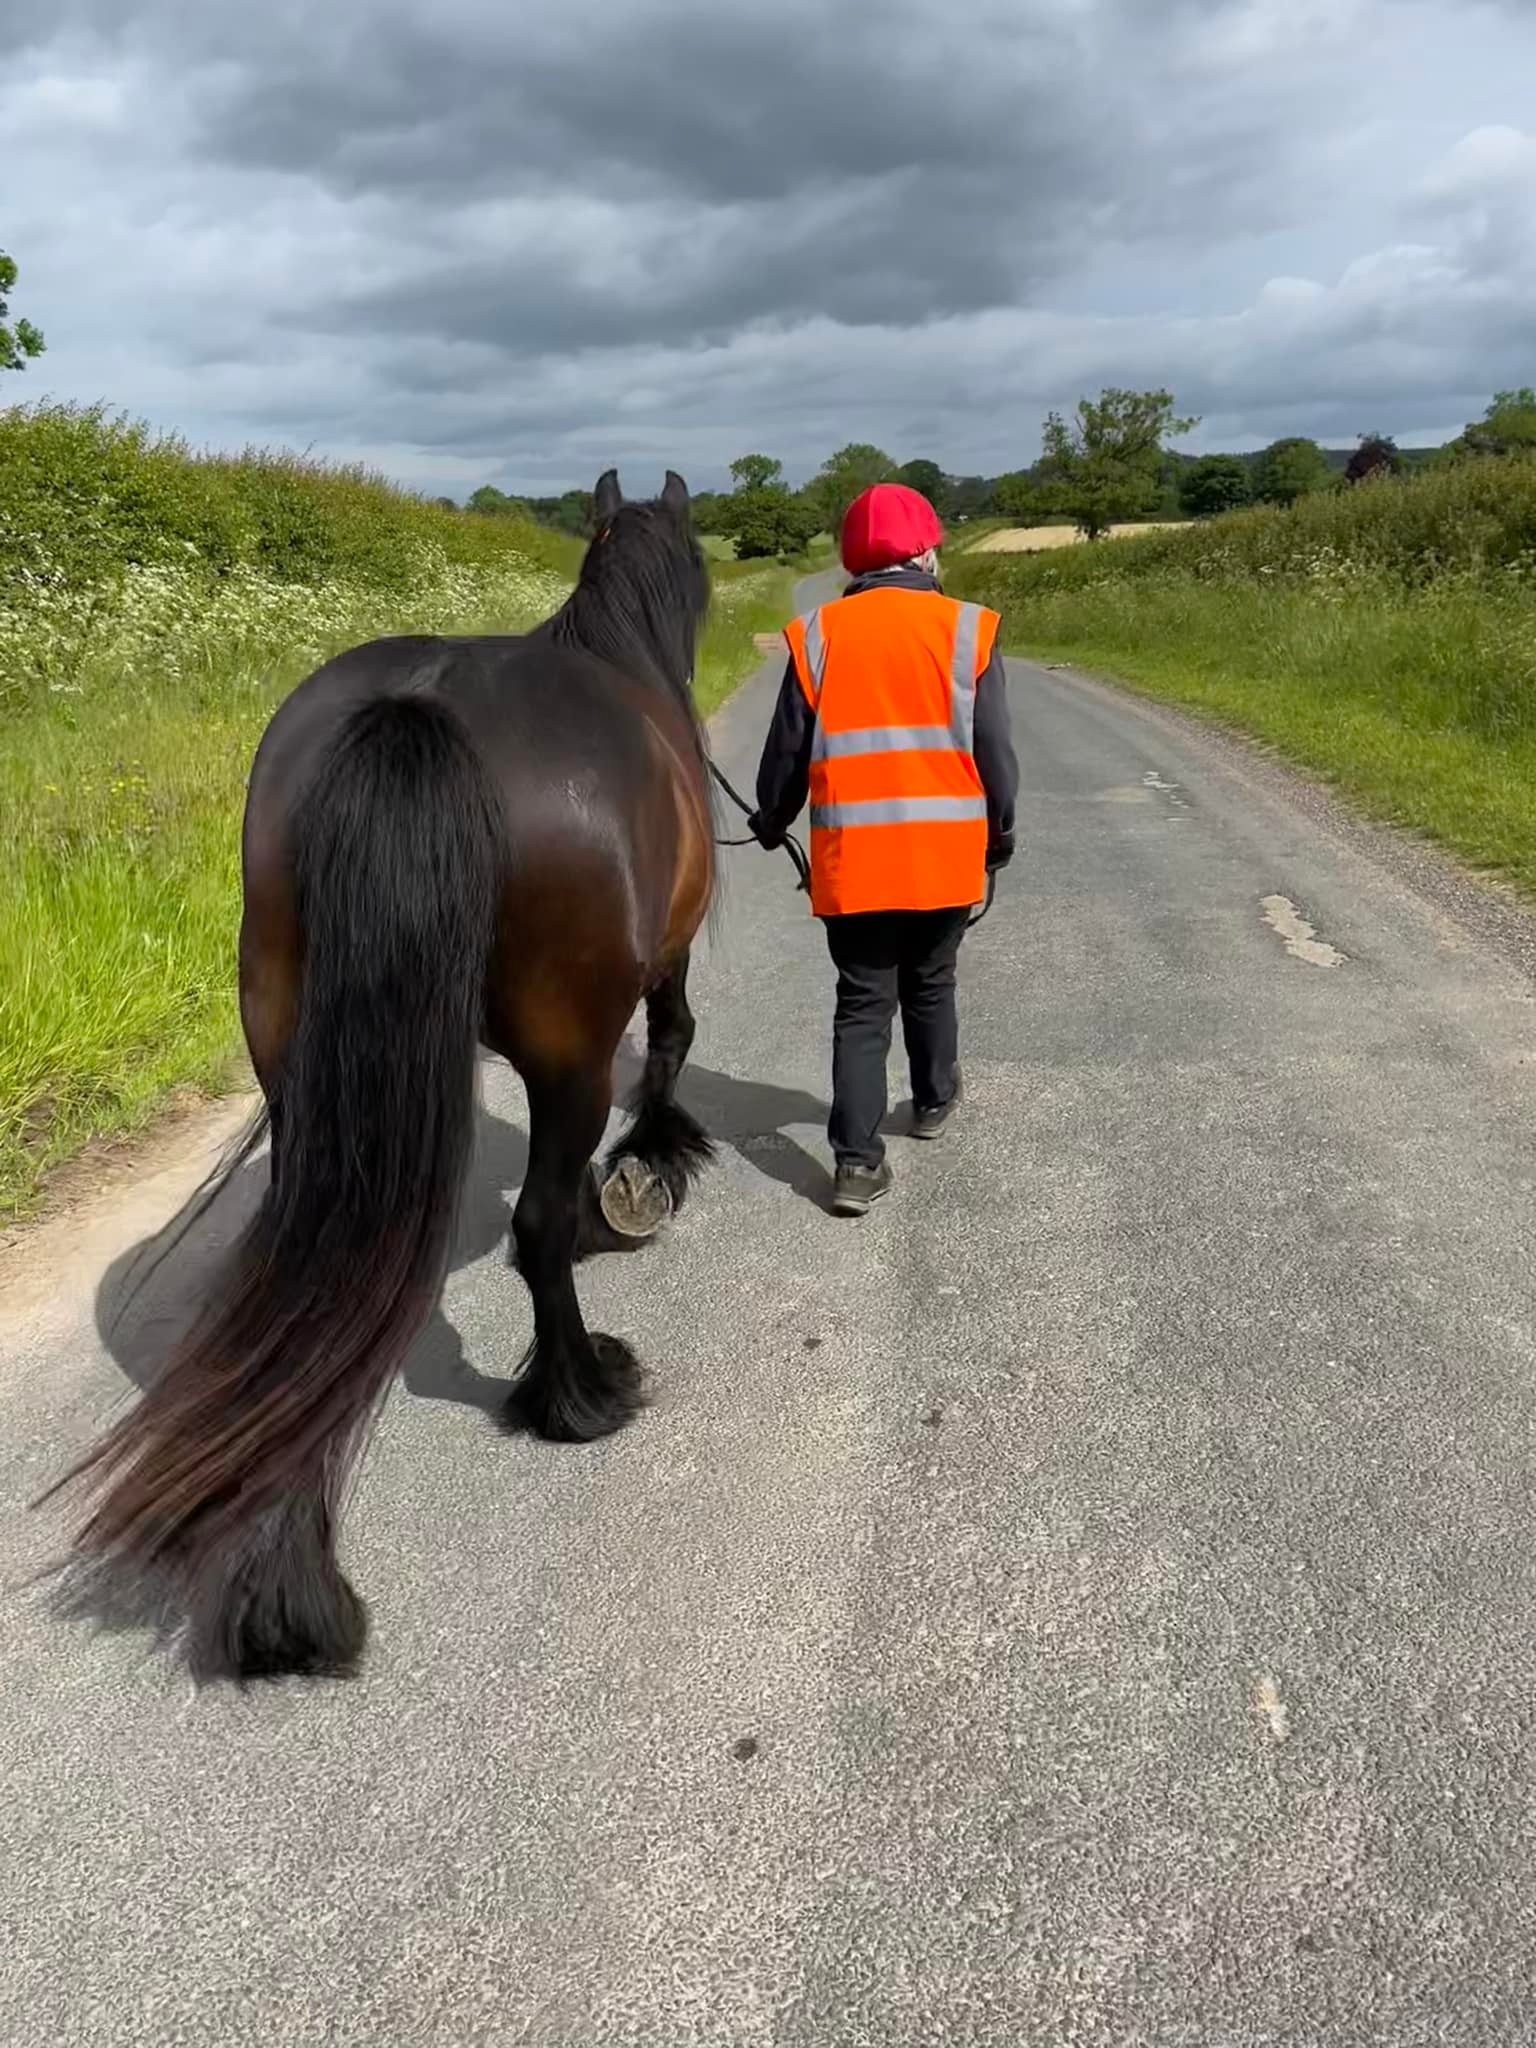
831, 1160, 894, 1217
912, 1067, 963, 1141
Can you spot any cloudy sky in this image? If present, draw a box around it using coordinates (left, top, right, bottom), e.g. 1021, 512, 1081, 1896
6, 0, 1535, 497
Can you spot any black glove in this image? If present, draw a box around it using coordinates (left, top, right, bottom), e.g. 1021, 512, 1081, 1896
985, 834, 1014, 873
747, 810, 784, 851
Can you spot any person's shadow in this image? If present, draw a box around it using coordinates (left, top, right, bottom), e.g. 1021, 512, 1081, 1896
94, 1059, 830, 1413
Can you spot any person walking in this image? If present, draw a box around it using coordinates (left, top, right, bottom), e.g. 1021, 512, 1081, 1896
748, 482, 1019, 1216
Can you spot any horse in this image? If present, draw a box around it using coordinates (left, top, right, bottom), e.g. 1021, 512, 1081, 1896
44, 469, 718, 1685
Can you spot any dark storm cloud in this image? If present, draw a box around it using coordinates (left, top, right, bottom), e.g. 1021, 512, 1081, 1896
35, 0, 1337, 344
320, 179, 1029, 358
181, 0, 1229, 206
201, 7, 1062, 204
195, 0, 1333, 348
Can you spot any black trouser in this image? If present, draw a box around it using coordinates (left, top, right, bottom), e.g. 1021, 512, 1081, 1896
824, 907, 970, 1170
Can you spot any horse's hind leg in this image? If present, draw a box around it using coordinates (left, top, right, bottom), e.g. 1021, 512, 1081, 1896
600, 953, 714, 1238
503, 1063, 645, 1442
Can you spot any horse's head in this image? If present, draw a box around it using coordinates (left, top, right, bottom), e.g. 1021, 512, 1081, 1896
577, 468, 710, 700
591, 468, 708, 611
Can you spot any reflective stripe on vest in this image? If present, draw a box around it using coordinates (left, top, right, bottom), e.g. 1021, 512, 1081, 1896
809, 794, 989, 828
801, 608, 828, 694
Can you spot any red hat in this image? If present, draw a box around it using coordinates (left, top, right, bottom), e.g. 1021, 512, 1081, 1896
839, 482, 944, 575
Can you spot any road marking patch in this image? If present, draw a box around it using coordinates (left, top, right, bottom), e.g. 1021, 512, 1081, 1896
1261, 894, 1348, 968
1143, 769, 1191, 812
1254, 1674, 1291, 1743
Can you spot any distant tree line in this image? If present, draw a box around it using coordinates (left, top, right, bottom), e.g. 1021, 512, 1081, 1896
463, 385, 1536, 551
463, 483, 595, 533
459, 443, 937, 559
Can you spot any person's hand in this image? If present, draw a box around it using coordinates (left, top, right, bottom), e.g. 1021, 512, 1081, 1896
985, 834, 1014, 873
747, 810, 784, 851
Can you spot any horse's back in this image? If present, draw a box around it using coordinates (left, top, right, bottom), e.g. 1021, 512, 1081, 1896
431, 633, 662, 778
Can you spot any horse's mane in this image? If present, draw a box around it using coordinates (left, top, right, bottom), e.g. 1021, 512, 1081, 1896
552, 483, 711, 751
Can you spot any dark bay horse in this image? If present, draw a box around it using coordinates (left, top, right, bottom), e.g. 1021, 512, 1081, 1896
47, 469, 717, 1684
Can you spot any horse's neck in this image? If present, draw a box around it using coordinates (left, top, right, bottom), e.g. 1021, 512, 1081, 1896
560, 588, 693, 706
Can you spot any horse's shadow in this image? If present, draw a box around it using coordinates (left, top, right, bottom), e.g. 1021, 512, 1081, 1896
94, 1061, 830, 1412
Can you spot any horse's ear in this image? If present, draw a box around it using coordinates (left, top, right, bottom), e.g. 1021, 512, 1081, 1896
593, 470, 623, 524
661, 470, 690, 518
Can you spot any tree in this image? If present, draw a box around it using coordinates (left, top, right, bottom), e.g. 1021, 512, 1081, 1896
1345, 432, 1402, 485
467, 484, 529, 517
1251, 436, 1331, 506
728, 453, 784, 492
0, 250, 45, 373
896, 458, 946, 512
1178, 454, 1251, 519
945, 474, 997, 522
689, 490, 729, 534
718, 451, 820, 560
1449, 388, 1536, 461
1036, 388, 1198, 540
993, 466, 1069, 524
726, 488, 820, 559
1152, 450, 1188, 520
993, 469, 1045, 520
553, 488, 594, 536
809, 442, 898, 535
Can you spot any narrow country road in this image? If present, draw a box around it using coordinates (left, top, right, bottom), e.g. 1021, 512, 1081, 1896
4, 574, 1535, 2045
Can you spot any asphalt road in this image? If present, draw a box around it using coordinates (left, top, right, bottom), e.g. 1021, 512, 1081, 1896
4, 575, 1536, 2045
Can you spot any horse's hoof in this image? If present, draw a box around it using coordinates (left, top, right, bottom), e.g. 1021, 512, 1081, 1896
599, 1155, 673, 1240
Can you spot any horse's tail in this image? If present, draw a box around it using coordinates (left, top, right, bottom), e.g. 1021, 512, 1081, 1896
47, 693, 503, 1682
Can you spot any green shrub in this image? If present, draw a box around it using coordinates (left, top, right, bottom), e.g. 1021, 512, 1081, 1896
0, 400, 578, 599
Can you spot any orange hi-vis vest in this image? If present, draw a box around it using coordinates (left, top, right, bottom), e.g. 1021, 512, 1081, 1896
783, 585, 1001, 918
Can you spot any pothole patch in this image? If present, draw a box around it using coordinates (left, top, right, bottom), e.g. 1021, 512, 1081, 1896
1261, 894, 1348, 967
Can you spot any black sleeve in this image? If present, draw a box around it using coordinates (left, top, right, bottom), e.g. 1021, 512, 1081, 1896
971, 642, 1019, 847
752, 657, 815, 842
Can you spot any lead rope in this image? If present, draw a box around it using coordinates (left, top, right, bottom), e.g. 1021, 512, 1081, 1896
708, 757, 811, 892
968, 869, 996, 929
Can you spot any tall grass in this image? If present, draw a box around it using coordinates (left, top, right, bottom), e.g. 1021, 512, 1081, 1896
0, 404, 796, 1215
949, 458, 1536, 895
694, 556, 802, 713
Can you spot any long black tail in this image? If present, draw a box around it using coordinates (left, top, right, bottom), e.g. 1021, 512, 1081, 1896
45, 695, 502, 1681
